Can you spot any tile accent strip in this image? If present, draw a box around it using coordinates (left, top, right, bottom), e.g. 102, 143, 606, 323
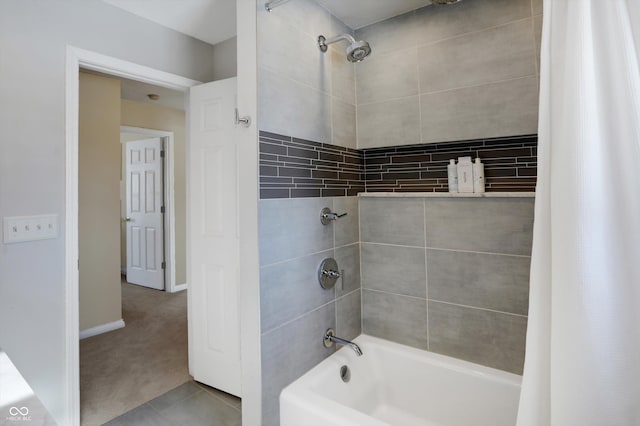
259, 131, 365, 199
364, 135, 538, 193
259, 131, 537, 198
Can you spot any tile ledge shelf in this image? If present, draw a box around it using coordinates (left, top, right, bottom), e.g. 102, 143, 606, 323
359, 192, 535, 198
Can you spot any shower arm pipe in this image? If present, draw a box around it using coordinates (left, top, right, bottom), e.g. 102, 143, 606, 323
320, 34, 357, 48
265, 0, 290, 12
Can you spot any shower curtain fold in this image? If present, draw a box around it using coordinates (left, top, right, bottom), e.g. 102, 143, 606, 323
517, 1, 640, 425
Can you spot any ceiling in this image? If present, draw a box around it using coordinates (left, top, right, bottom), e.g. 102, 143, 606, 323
82, 70, 185, 111
101, 0, 435, 47
100, 0, 436, 104
119, 78, 185, 111
316, 0, 433, 29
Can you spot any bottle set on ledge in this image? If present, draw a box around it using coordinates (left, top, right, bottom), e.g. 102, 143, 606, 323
447, 156, 485, 193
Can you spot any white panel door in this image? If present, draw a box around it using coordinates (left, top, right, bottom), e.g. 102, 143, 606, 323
189, 78, 241, 396
125, 137, 165, 290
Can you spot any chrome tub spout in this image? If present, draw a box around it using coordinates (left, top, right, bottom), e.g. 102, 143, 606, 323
323, 329, 363, 356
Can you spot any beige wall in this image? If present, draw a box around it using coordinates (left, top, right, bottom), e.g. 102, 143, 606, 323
79, 72, 123, 330
121, 99, 187, 285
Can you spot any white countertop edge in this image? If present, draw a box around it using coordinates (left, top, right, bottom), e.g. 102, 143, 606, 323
358, 192, 535, 198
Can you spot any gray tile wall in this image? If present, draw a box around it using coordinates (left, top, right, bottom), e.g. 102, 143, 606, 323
360, 196, 534, 374
257, 0, 357, 149
259, 196, 360, 426
256, 3, 542, 424
355, 0, 542, 147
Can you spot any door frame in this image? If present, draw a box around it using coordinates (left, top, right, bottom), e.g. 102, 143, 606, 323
121, 126, 184, 293
65, 33, 261, 424
65, 46, 200, 426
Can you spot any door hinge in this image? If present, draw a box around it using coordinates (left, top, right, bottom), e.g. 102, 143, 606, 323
160, 150, 165, 158
161, 205, 165, 213
162, 261, 166, 270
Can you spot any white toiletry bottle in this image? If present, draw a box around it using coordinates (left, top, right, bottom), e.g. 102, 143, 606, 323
447, 159, 458, 193
457, 156, 474, 193
473, 157, 485, 193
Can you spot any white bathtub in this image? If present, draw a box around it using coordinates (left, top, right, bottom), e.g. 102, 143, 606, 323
280, 335, 521, 426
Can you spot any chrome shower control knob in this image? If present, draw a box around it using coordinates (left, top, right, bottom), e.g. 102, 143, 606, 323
322, 269, 341, 278
320, 207, 347, 225
318, 258, 341, 289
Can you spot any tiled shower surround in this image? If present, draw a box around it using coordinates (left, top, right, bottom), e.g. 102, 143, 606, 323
258, 192, 534, 425
259, 196, 361, 426
259, 130, 537, 197
359, 194, 533, 375
257, 0, 542, 424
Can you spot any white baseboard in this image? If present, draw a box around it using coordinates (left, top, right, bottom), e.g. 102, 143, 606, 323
79, 319, 125, 340
172, 283, 187, 293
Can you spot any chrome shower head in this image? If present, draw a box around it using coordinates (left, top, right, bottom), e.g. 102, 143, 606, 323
346, 40, 371, 63
318, 34, 372, 63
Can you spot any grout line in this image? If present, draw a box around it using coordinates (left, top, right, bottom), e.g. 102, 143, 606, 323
259, 247, 335, 268
425, 246, 532, 258
259, 63, 334, 99
362, 288, 528, 319
336, 287, 360, 302
414, 16, 538, 50
357, 74, 538, 108
357, 93, 420, 108
145, 401, 167, 415
261, 299, 337, 337
362, 287, 427, 302
428, 299, 528, 318
332, 197, 338, 332
423, 198, 429, 350
198, 385, 243, 412
360, 241, 426, 250
358, 198, 364, 334
362, 16, 535, 59
530, 0, 540, 79
334, 241, 359, 251
416, 44, 425, 146
329, 45, 336, 148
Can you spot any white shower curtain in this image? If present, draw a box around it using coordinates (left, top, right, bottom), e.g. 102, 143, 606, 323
517, 1, 640, 425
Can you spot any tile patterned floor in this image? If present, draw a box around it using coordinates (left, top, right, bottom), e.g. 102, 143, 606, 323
103, 381, 241, 426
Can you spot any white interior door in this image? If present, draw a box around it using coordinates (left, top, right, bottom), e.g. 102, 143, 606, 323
188, 77, 241, 396
125, 137, 165, 290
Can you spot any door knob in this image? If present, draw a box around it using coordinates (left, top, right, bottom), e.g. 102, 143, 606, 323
125, 217, 132, 222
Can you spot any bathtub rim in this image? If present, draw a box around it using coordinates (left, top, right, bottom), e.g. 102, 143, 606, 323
280, 333, 522, 425
350, 334, 522, 386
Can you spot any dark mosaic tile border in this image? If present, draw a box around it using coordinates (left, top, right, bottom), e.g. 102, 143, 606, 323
259, 131, 537, 198
364, 135, 537, 193
259, 131, 365, 199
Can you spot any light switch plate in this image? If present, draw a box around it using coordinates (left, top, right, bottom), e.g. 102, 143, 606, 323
3, 214, 58, 243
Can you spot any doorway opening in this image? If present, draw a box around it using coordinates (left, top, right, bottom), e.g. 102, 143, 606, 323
65, 46, 256, 426
77, 70, 192, 424
120, 125, 185, 293
65, 47, 201, 426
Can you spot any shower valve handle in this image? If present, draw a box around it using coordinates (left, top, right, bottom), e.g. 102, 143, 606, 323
322, 212, 347, 220
320, 207, 347, 224
321, 269, 342, 279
